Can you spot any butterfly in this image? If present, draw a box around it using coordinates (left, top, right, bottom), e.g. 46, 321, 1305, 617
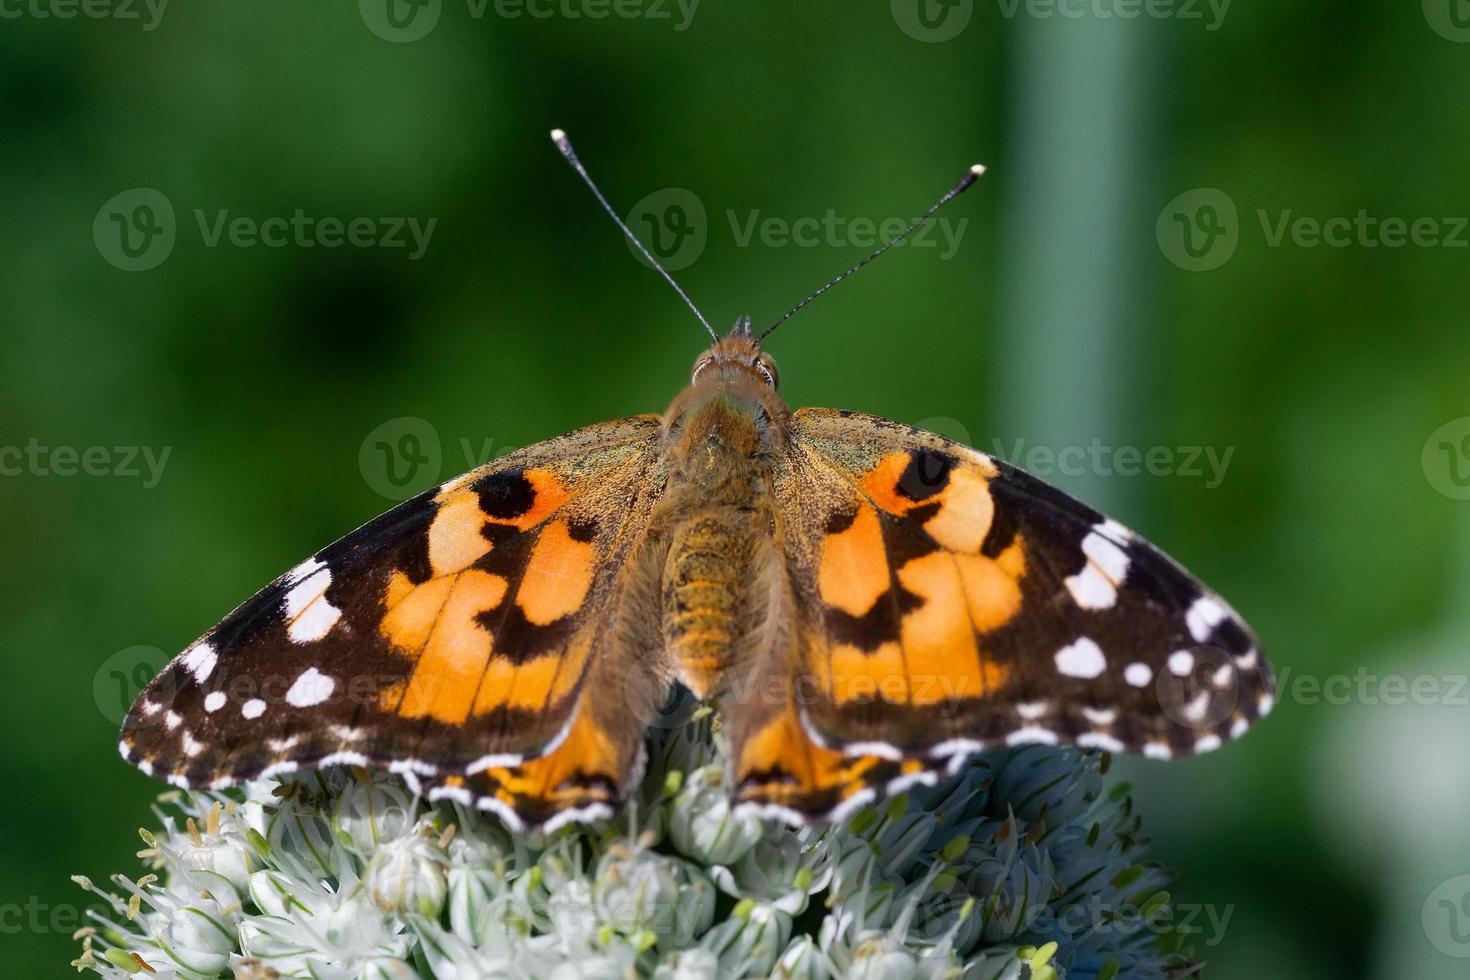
119, 130, 1275, 832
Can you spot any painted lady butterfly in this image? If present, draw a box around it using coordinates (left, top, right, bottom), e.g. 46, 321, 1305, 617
120, 131, 1275, 831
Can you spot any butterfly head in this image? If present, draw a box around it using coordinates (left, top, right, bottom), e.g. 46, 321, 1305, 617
690, 316, 779, 391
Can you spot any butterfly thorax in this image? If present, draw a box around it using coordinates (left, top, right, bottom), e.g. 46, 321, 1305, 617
654, 333, 787, 698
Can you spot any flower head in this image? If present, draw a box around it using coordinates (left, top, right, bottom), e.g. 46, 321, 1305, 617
74, 724, 1203, 978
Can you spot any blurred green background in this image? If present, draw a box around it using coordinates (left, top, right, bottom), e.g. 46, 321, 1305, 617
3, 1, 1469, 976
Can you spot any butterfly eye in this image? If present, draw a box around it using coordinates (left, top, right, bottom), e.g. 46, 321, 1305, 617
691, 356, 715, 383
754, 353, 779, 390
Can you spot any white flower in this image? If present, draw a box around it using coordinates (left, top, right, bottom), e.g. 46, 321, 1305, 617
74, 731, 1204, 979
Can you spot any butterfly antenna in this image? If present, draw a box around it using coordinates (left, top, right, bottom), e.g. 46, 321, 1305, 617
551, 128, 718, 343
760, 163, 987, 341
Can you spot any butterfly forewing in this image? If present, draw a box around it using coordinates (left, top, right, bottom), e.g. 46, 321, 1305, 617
120, 416, 670, 829
775, 408, 1275, 775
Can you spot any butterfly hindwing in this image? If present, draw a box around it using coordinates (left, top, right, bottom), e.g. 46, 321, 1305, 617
762, 408, 1274, 793
119, 416, 671, 829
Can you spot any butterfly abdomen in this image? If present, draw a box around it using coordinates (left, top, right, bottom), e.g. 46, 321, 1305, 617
662, 514, 752, 698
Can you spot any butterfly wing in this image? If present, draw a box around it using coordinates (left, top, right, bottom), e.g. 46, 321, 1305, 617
748, 408, 1274, 808
120, 416, 672, 830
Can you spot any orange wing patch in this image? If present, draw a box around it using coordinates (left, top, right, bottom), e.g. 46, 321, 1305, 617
517, 519, 596, 625
380, 469, 592, 725
860, 451, 997, 554
825, 640, 910, 705
896, 552, 1011, 701
472, 640, 589, 716
434, 701, 637, 829
733, 701, 883, 811
388, 569, 508, 724
817, 505, 889, 616
428, 487, 495, 577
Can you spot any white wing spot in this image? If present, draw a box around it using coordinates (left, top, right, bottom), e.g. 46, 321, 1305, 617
1064, 526, 1131, 610
1194, 734, 1223, 753
1182, 689, 1211, 723
164, 711, 182, 731
429, 784, 473, 806
283, 560, 342, 644
1081, 706, 1117, 725
181, 731, 205, 757
1016, 701, 1049, 721
1054, 638, 1107, 679
1065, 564, 1117, 610
1186, 596, 1227, 643
1124, 662, 1153, 687
1143, 742, 1173, 760
1258, 692, 1275, 716
1168, 650, 1195, 676
241, 698, 267, 720
1077, 732, 1125, 753
1230, 716, 1250, 739
1005, 726, 1060, 746
204, 691, 227, 713
1211, 663, 1235, 688
286, 668, 336, 708
182, 643, 217, 683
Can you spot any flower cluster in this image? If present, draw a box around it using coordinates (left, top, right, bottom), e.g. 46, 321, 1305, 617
73, 721, 1200, 978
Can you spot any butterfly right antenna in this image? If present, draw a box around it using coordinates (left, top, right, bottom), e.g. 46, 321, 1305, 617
760, 162, 987, 341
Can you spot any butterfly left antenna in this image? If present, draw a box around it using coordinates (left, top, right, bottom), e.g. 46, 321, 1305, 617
551, 128, 719, 343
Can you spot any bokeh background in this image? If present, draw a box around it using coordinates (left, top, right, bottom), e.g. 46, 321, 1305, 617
3, 2, 1468, 975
